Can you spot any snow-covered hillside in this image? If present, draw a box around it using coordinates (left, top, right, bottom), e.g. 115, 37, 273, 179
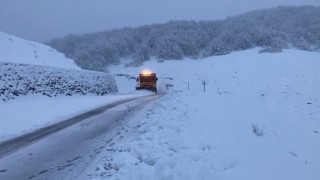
82, 48, 320, 180
0, 32, 119, 142
0, 31, 118, 102
0, 31, 79, 69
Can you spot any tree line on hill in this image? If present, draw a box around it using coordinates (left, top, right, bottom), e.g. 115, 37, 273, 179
48, 6, 320, 71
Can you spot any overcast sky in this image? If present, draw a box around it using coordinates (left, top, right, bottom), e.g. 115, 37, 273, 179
0, 0, 319, 42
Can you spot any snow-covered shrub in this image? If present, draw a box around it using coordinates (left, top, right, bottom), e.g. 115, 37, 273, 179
114, 73, 137, 80
155, 34, 184, 60
132, 45, 150, 65
0, 62, 117, 102
252, 123, 264, 136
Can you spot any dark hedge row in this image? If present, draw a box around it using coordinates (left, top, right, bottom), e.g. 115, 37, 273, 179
0, 63, 118, 102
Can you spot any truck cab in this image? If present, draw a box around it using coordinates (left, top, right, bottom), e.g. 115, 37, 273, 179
136, 71, 158, 92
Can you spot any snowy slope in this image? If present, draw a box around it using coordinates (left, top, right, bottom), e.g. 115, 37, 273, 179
81, 48, 320, 180
0, 32, 120, 142
0, 31, 118, 102
0, 31, 79, 69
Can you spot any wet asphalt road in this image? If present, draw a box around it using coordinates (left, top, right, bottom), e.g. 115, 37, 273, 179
0, 94, 162, 180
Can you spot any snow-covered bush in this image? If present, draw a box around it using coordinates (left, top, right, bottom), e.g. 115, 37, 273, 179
252, 123, 264, 136
0, 63, 117, 102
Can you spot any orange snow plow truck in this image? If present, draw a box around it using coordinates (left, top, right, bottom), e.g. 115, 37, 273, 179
136, 70, 158, 92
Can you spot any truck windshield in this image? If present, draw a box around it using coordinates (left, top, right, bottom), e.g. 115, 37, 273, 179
140, 76, 156, 82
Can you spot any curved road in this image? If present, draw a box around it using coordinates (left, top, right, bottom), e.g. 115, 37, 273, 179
0, 94, 162, 180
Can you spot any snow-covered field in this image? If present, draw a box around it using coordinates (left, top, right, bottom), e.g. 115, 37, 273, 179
81, 48, 320, 180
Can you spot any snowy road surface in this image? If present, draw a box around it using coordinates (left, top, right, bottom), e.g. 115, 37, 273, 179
0, 94, 162, 180
0, 95, 153, 158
